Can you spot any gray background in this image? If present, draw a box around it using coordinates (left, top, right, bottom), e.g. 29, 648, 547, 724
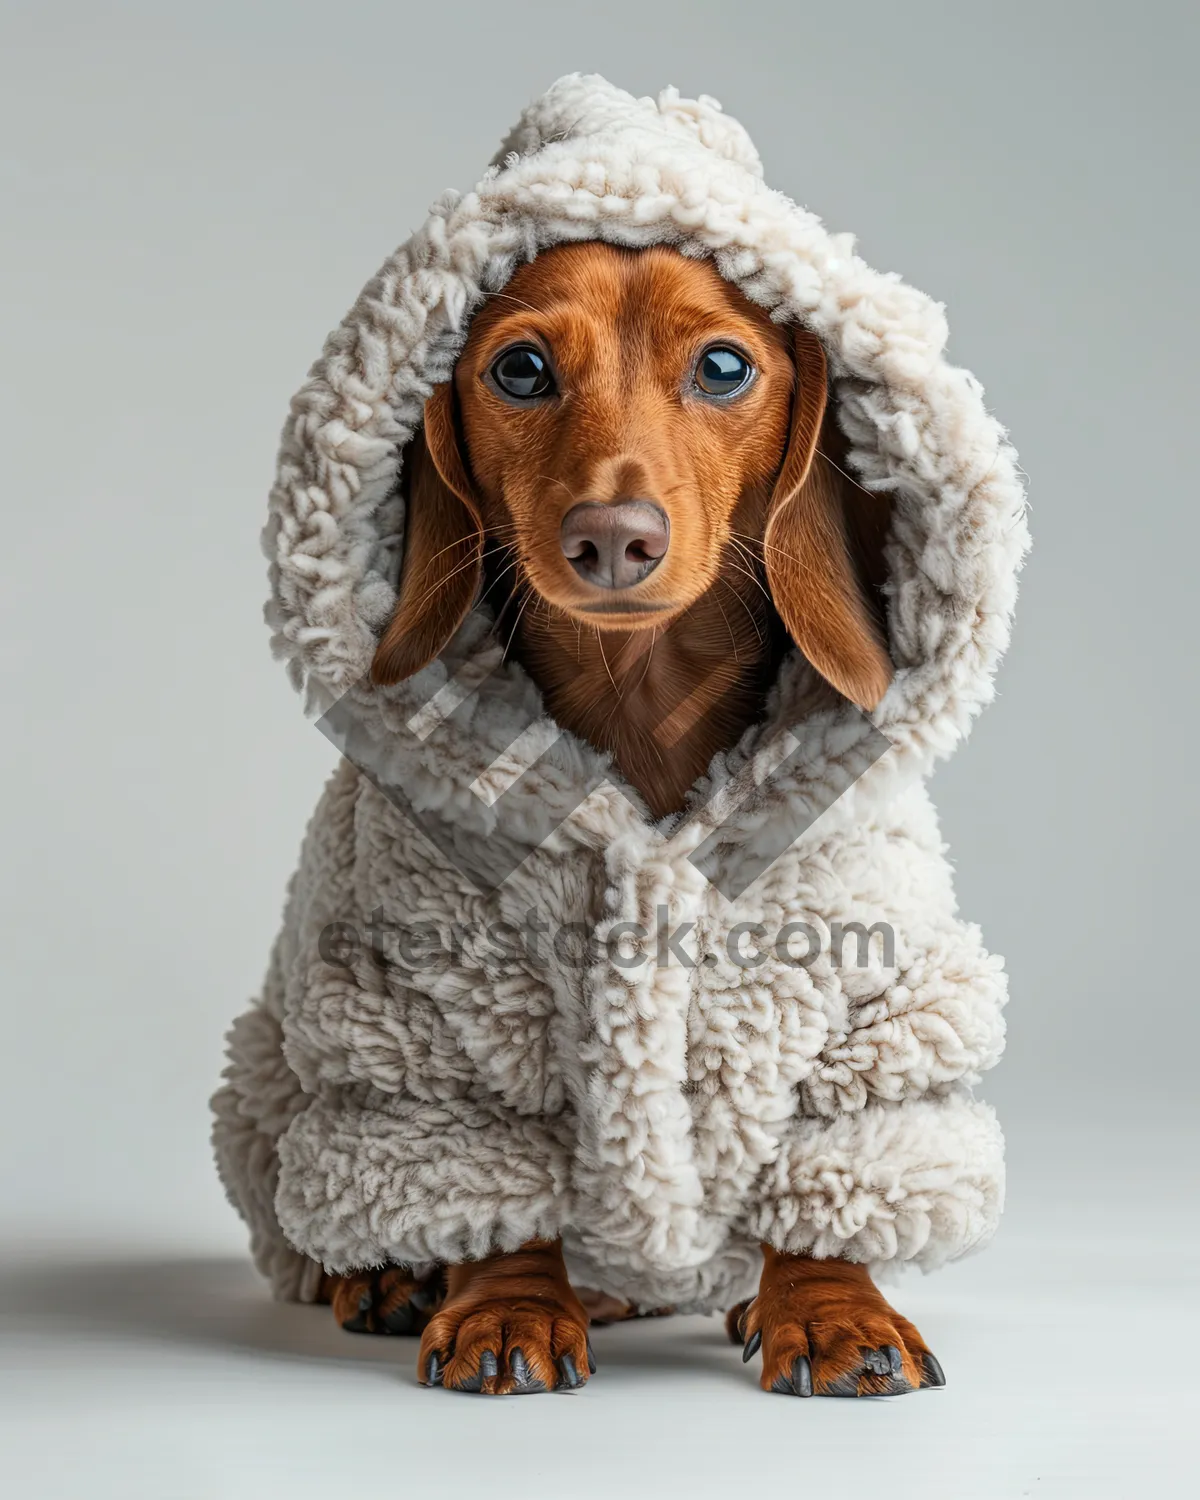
1, 3, 1196, 1496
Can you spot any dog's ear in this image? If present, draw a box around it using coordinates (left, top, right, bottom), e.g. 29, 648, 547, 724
370, 384, 483, 686
764, 329, 893, 711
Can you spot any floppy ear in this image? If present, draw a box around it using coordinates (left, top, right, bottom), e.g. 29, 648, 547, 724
370, 384, 483, 685
763, 329, 893, 711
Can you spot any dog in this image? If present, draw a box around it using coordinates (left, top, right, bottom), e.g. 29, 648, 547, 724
315, 242, 944, 1397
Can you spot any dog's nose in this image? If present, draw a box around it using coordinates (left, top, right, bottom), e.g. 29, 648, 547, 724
560, 500, 670, 589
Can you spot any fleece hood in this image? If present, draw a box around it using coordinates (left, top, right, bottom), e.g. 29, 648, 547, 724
265, 74, 1028, 808
214, 77, 1027, 1313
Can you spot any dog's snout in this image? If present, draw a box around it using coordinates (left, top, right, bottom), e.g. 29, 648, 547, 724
560, 500, 670, 589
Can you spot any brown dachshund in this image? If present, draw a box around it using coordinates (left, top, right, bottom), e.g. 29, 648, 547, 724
320, 243, 943, 1398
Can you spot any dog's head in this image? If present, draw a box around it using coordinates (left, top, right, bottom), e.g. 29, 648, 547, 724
372, 242, 892, 709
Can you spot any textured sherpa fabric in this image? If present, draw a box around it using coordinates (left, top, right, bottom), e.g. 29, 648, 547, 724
211, 75, 1029, 1314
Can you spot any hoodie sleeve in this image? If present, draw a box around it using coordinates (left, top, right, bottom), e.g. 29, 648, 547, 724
211, 955, 322, 1301
271, 1089, 574, 1273
799, 916, 1008, 1118
210, 760, 361, 1301
745, 785, 1008, 1269
212, 759, 579, 1283
743, 1088, 1004, 1268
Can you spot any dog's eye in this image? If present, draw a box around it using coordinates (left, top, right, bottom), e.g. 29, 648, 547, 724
490, 345, 555, 400
695, 346, 754, 398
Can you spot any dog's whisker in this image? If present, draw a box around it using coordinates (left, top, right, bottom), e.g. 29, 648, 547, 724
816, 447, 877, 499
633, 626, 659, 694
707, 581, 744, 662
595, 630, 621, 699
480, 555, 523, 606
714, 574, 765, 648
719, 536, 771, 588
737, 532, 828, 584
405, 552, 481, 616
415, 535, 479, 572
502, 586, 535, 659
722, 555, 769, 599
727, 533, 765, 566
722, 545, 774, 612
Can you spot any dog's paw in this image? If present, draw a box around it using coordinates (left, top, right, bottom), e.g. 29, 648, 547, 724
743, 1303, 943, 1398
321, 1266, 440, 1336
734, 1254, 945, 1398
419, 1294, 593, 1395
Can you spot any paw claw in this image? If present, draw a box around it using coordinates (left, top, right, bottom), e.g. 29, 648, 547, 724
921, 1353, 946, 1389
479, 1350, 499, 1380
770, 1354, 812, 1396
425, 1352, 443, 1386
508, 1347, 545, 1393
741, 1328, 762, 1363
557, 1352, 580, 1389
586, 1337, 597, 1375
883, 1344, 903, 1378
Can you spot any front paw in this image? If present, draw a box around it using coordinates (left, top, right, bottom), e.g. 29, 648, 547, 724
419, 1293, 593, 1395
734, 1250, 946, 1397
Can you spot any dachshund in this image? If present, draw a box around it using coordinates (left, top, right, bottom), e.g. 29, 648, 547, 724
318, 243, 943, 1398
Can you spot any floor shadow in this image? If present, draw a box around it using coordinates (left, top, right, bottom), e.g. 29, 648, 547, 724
0, 1254, 745, 1386
0, 1255, 394, 1368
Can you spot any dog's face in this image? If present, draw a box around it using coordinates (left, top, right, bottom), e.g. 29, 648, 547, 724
453, 244, 796, 630
372, 242, 892, 710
